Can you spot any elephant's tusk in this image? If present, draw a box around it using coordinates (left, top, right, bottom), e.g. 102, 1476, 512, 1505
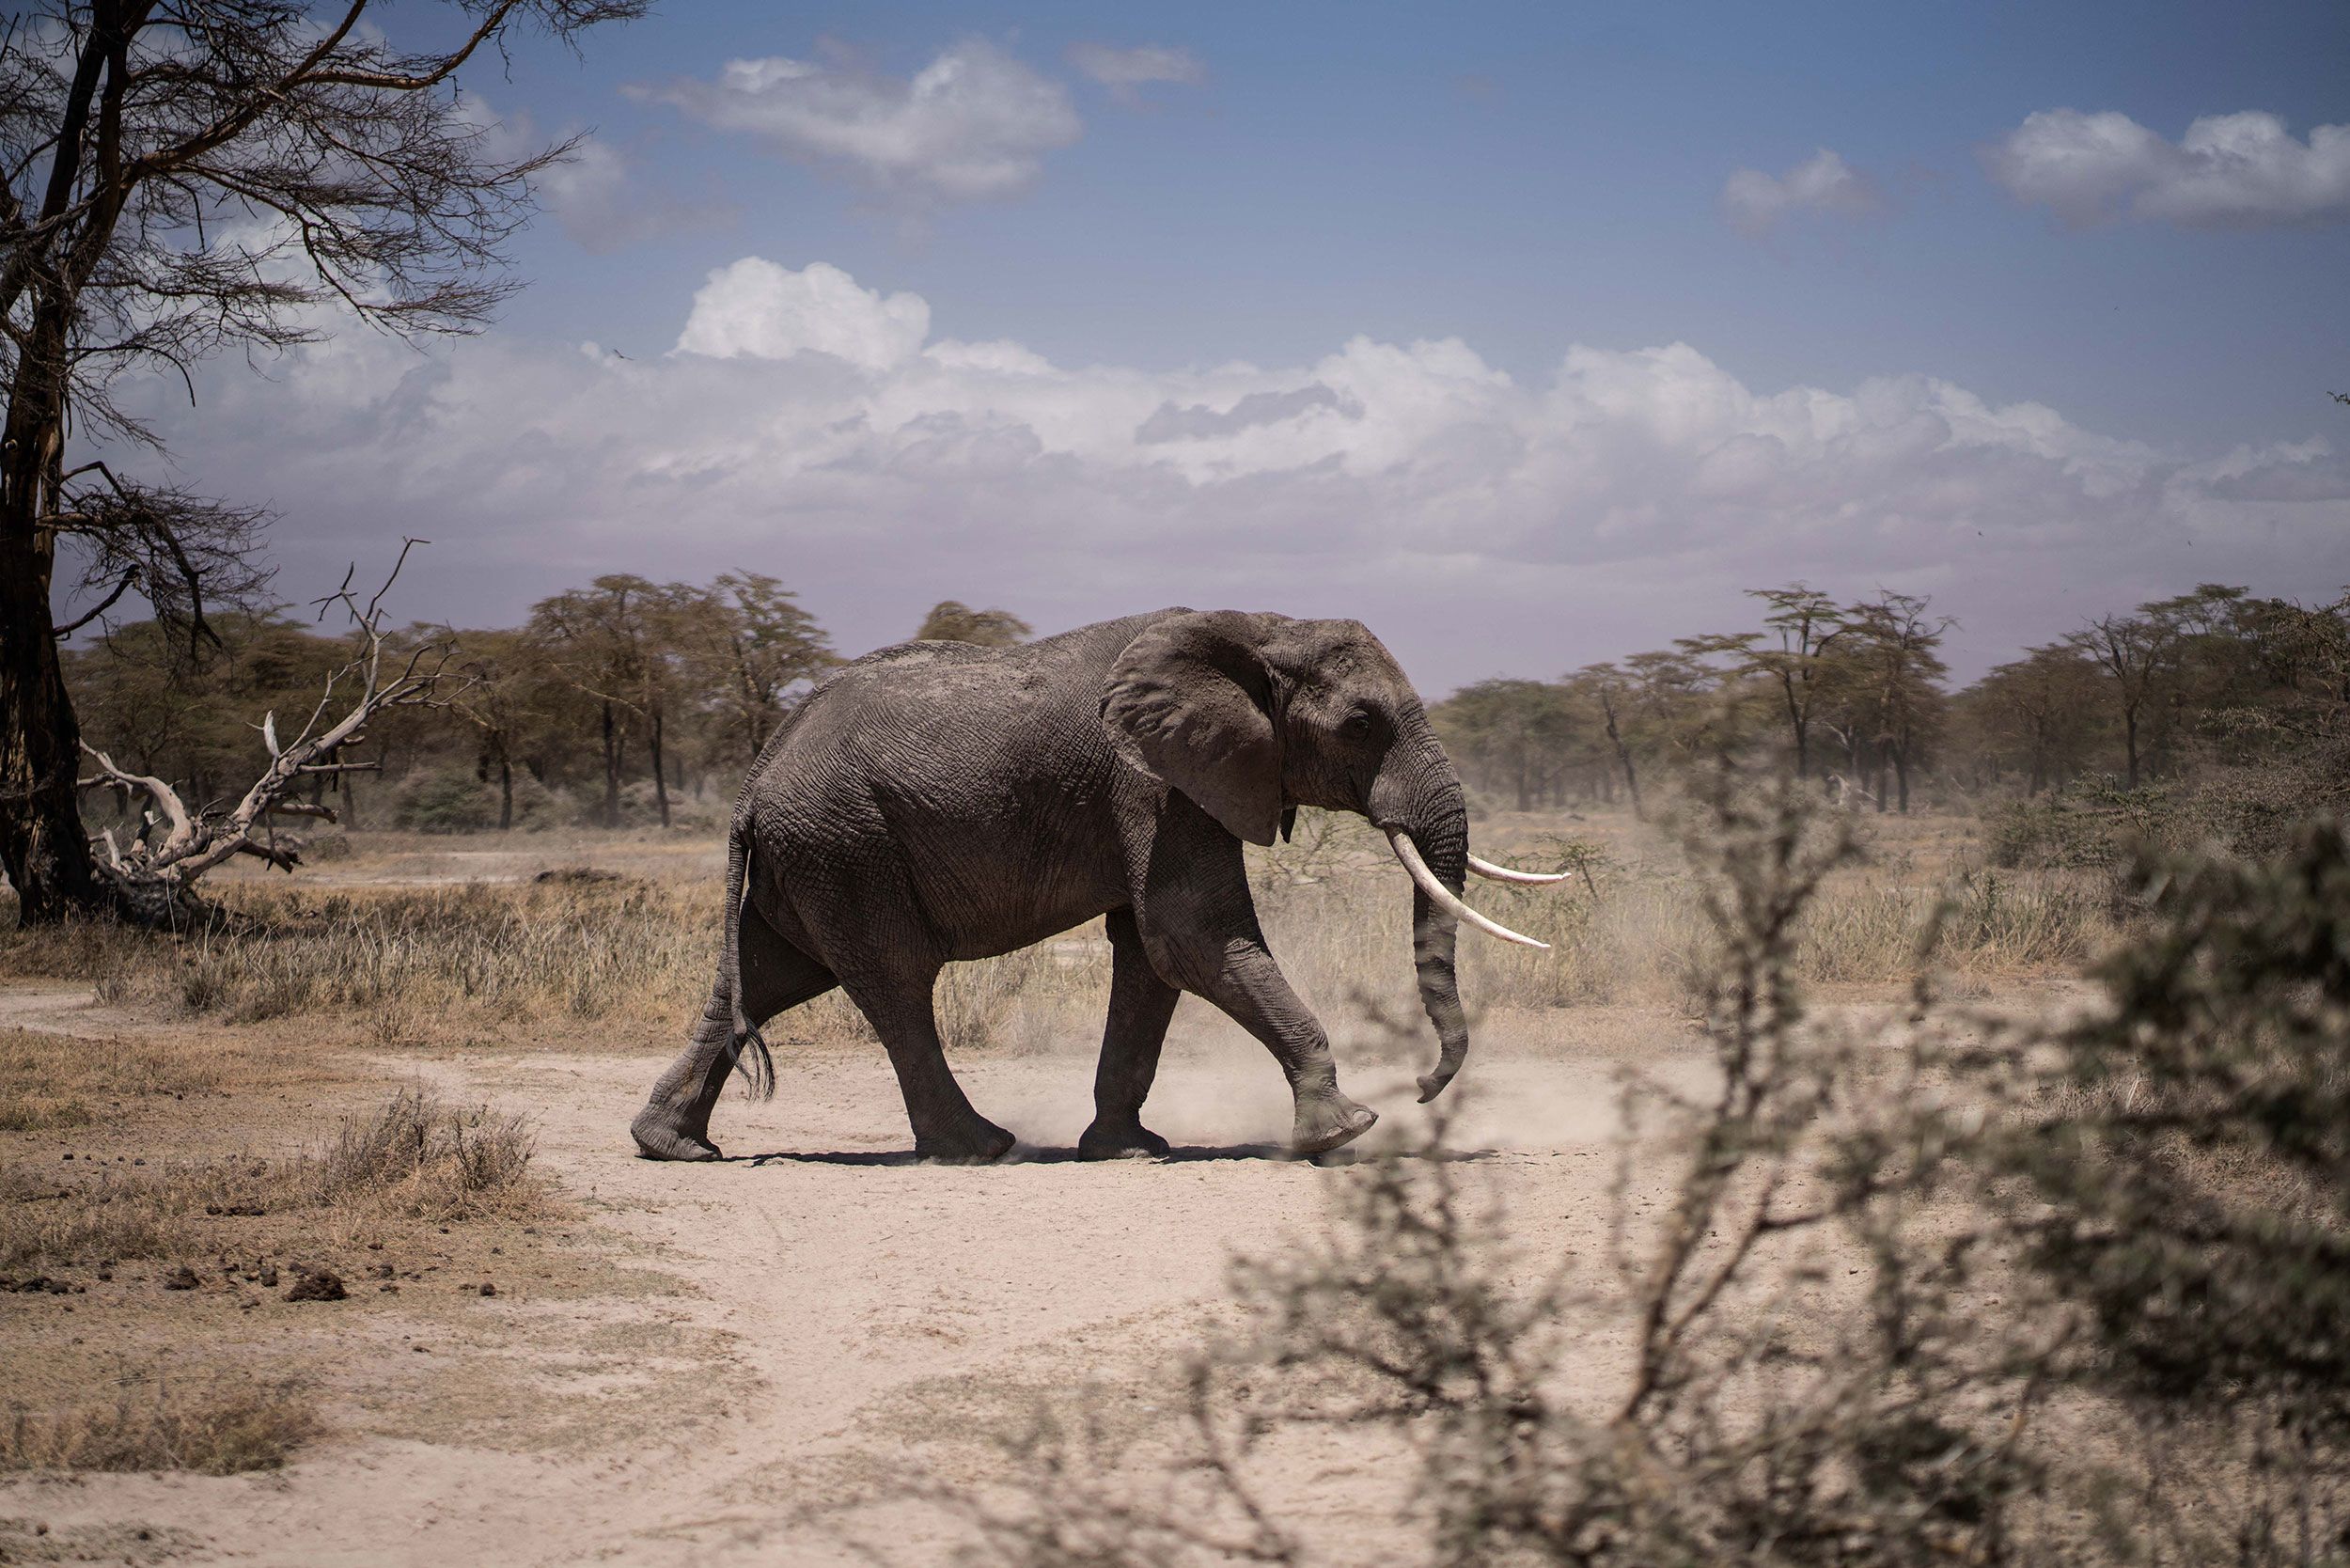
1386, 831, 1550, 950
1467, 854, 1574, 886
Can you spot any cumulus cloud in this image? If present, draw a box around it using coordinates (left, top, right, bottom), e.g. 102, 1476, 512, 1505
675, 259, 930, 370
1720, 149, 1884, 237
124, 259, 2350, 691
1987, 109, 2350, 227
632, 41, 1081, 203
1065, 41, 1204, 102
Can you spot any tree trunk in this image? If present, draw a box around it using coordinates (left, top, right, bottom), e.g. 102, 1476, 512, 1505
2123, 708, 2140, 792
601, 700, 620, 828
0, 9, 142, 925
1600, 699, 1640, 819
650, 708, 671, 829
497, 757, 513, 832
0, 521, 100, 924
1894, 745, 1911, 814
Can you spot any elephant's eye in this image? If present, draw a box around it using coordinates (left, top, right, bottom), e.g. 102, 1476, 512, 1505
1342, 708, 1374, 735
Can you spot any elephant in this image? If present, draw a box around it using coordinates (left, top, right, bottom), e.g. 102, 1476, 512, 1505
628, 607, 1565, 1164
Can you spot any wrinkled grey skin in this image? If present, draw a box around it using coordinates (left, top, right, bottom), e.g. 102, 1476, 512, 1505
629, 608, 1474, 1164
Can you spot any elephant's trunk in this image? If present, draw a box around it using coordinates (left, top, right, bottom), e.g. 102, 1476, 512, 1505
1371, 729, 1474, 1103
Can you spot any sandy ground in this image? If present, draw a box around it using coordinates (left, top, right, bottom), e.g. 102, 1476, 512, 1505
0, 975, 1713, 1566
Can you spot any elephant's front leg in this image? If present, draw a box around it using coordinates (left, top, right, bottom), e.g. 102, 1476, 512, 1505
1080, 907, 1181, 1160
1157, 926, 1374, 1155
1208, 947, 1377, 1154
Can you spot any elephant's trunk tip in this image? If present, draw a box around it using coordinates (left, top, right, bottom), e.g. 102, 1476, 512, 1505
1416, 1037, 1468, 1103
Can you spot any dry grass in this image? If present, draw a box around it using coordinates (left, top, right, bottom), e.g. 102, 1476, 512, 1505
1, 808, 2116, 1062
317, 1086, 540, 1221
1254, 808, 2113, 1017
0, 1026, 238, 1134
0, 1087, 546, 1271
0, 1379, 318, 1475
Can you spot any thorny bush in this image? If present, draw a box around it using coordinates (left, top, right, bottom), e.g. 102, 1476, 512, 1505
894, 775, 2350, 1567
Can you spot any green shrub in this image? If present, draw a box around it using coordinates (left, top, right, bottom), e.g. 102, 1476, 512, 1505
390, 765, 498, 834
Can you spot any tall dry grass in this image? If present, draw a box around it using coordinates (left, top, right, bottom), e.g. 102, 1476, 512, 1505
1254, 813, 2111, 1018
0, 808, 2114, 1055
1, 1378, 318, 1475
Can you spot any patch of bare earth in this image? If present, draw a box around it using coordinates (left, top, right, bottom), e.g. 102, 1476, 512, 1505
0, 814, 2094, 1563
0, 966, 1725, 1564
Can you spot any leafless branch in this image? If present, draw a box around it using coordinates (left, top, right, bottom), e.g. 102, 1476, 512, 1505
69, 546, 460, 916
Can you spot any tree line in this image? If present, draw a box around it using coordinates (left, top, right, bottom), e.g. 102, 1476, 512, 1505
1429, 582, 2350, 816
59, 574, 2349, 842
64, 583, 1033, 834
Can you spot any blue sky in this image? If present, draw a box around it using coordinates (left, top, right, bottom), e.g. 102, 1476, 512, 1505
140, 0, 2350, 691
484, 0, 2348, 445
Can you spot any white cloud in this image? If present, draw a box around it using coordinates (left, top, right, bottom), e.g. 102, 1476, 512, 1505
1720, 149, 1884, 237
675, 259, 930, 370
1987, 108, 2350, 227
1065, 41, 1204, 101
633, 41, 1081, 203
126, 259, 2350, 692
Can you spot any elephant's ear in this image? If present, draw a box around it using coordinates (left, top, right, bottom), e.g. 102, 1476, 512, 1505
1103, 611, 1283, 846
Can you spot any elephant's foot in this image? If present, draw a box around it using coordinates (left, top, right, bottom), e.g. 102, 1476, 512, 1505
632, 1105, 723, 1162
1078, 1119, 1170, 1161
913, 1115, 1017, 1165
1292, 1091, 1377, 1155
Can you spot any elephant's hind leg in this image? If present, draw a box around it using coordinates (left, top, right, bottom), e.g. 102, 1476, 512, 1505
1080, 907, 1180, 1160
839, 967, 1016, 1163
633, 909, 837, 1161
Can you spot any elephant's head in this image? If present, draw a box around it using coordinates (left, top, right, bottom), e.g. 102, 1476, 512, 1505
1102, 609, 1563, 1103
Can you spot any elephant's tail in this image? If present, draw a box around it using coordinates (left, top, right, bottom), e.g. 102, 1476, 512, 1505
726, 820, 776, 1100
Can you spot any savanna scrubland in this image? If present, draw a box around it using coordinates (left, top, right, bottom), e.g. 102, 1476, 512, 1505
10, 653, 2350, 1564
8, 578, 2350, 1562
10, 5, 2348, 1560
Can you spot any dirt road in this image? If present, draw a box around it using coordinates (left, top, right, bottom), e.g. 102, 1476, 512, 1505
4, 996, 1703, 1565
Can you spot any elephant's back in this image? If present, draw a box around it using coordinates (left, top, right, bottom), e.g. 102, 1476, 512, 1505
745, 610, 1183, 818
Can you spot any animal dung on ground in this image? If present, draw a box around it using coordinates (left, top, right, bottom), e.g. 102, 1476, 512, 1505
284, 1270, 347, 1302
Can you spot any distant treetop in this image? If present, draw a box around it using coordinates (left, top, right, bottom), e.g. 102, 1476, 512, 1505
916, 602, 1033, 648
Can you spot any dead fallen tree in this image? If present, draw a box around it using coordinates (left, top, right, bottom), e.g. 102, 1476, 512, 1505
75, 545, 455, 926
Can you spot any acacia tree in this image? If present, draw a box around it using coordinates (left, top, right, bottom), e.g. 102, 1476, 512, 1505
1967, 643, 2102, 796
1433, 679, 1575, 809
2070, 604, 2186, 790
446, 627, 538, 831
1568, 662, 1642, 816
915, 601, 1032, 648
1842, 590, 1950, 814
0, 0, 642, 923
528, 575, 660, 829
1742, 584, 1849, 780
682, 571, 833, 767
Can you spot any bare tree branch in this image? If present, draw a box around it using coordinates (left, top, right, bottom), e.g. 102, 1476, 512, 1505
70, 544, 462, 918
